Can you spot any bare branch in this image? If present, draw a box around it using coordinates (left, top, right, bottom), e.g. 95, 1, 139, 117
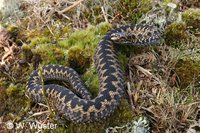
58, 0, 85, 15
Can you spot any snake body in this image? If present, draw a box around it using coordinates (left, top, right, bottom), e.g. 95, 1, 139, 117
26, 25, 160, 123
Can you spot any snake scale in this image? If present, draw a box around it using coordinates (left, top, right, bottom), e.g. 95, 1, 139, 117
26, 24, 160, 123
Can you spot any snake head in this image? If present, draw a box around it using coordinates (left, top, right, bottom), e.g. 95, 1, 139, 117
110, 32, 133, 45
110, 25, 161, 45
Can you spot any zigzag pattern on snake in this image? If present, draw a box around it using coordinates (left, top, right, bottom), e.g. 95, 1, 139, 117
26, 24, 160, 123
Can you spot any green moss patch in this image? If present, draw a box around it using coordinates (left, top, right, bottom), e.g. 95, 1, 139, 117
175, 59, 200, 88
182, 8, 200, 29
165, 22, 188, 46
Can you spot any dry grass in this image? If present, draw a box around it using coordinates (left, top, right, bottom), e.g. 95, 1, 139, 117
128, 45, 200, 132
0, 28, 21, 82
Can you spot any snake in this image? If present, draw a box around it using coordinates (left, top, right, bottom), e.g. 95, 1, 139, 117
26, 24, 160, 123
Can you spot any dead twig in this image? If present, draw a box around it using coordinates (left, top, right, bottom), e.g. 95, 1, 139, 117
101, 6, 108, 23
134, 64, 161, 85
58, 0, 85, 15
127, 82, 135, 111
29, 111, 50, 118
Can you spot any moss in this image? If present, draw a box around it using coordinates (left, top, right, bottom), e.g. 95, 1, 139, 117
57, 22, 111, 70
1, 83, 25, 119
22, 37, 51, 59
162, 0, 177, 4
165, 22, 188, 46
21, 44, 33, 62
0, 82, 27, 117
0, 78, 6, 87
81, 65, 99, 96
24, 29, 46, 41
22, 37, 66, 65
0, 79, 7, 115
118, 52, 129, 71
20, 22, 112, 71
32, 44, 66, 65
28, 37, 51, 47
95, 22, 112, 35
58, 26, 98, 49
114, 0, 152, 23
58, 22, 111, 48
182, 8, 200, 29
6, 83, 18, 96
6, 83, 24, 97
6, 25, 18, 37
0, 12, 2, 20
67, 46, 92, 73
108, 99, 134, 126
175, 59, 200, 88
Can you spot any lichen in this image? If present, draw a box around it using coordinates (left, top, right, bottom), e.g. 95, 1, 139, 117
0, 0, 20, 17
106, 116, 150, 133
